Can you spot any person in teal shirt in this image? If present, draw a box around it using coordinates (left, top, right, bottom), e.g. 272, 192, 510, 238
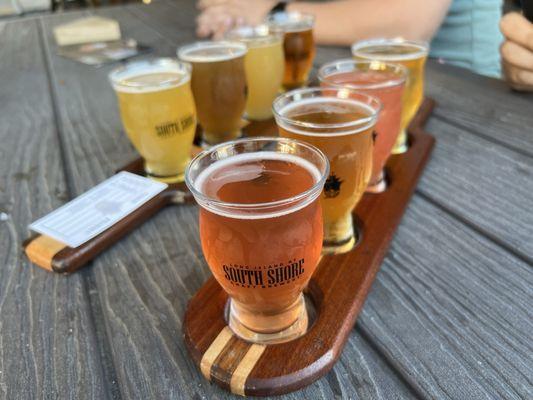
196, 0, 503, 78
430, 0, 503, 78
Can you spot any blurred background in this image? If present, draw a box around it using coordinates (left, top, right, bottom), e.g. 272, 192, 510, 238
0, 0, 522, 19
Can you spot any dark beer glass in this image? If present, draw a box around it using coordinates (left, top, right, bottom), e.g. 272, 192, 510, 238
267, 12, 315, 90
178, 41, 247, 146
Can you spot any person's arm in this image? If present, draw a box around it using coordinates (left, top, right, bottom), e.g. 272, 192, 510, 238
196, 0, 452, 44
500, 12, 533, 91
286, 0, 452, 45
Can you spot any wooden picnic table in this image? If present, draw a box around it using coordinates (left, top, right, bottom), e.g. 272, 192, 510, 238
1, 1, 532, 399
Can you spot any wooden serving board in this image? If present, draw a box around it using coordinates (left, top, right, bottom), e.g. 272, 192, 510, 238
182, 98, 436, 396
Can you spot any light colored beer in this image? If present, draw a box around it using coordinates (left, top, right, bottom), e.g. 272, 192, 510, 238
109, 58, 196, 183
226, 26, 284, 120
318, 60, 406, 192
178, 41, 247, 145
352, 39, 428, 154
186, 138, 329, 344
274, 89, 380, 254
267, 12, 315, 90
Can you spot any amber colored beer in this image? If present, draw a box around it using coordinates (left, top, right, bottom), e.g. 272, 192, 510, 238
273, 88, 380, 254
109, 58, 196, 183
318, 60, 406, 193
351, 39, 428, 154
186, 138, 329, 344
178, 41, 247, 145
226, 26, 284, 120
267, 12, 315, 90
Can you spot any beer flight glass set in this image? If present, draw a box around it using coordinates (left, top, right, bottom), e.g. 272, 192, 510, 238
106, 12, 433, 395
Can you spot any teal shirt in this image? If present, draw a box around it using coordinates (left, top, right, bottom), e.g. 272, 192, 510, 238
430, 0, 503, 77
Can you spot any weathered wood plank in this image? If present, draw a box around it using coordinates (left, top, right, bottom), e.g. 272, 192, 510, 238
0, 19, 108, 400
358, 195, 533, 400
418, 117, 533, 262
39, 4, 417, 399
426, 62, 533, 157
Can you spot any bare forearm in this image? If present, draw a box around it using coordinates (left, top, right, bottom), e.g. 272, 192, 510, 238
287, 0, 452, 46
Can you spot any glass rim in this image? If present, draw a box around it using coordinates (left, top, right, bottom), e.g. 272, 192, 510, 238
177, 40, 247, 63
185, 136, 329, 210
225, 24, 283, 46
266, 11, 315, 31
108, 57, 191, 90
318, 59, 407, 90
351, 38, 429, 61
272, 87, 382, 135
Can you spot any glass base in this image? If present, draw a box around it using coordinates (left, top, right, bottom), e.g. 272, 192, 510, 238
322, 213, 357, 254
201, 129, 242, 148
391, 129, 408, 155
227, 295, 308, 345
145, 170, 185, 184
322, 235, 356, 255
366, 170, 387, 194
245, 111, 273, 122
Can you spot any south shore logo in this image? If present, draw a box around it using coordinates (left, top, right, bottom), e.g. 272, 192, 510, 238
155, 114, 194, 137
222, 259, 305, 288
324, 173, 343, 198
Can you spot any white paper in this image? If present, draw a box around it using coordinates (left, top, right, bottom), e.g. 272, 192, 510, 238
30, 171, 167, 248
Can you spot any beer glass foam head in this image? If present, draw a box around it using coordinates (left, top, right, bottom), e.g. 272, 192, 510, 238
178, 41, 247, 63
225, 24, 282, 47
108, 58, 191, 93
350, 38, 429, 61
318, 59, 406, 90
186, 138, 329, 219
267, 11, 315, 33
273, 88, 381, 136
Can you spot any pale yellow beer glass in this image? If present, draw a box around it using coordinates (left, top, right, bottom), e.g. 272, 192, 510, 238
109, 58, 196, 183
351, 39, 428, 154
226, 25, 284, 120
273, 88, 380, 254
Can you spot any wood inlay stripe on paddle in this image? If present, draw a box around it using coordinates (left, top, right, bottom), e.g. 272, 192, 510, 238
230, 344, 266, 395
24, 235, 67, 271
200, 326, 233, 380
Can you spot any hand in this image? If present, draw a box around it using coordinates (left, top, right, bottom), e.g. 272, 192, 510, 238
500, 12, 533, 91
196, 0, 277, 39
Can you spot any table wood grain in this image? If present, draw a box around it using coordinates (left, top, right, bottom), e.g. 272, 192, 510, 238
0, 1, 531, 399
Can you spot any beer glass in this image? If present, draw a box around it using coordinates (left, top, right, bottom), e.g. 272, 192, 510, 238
109, 58, 196, 183
266, 12, 315, 90
351, 38, 428, 154
226, 25, 284, 120
186, 137, 329, 344
318, 60, 406, 193
273, 88, 380, 254
178, 41, 247, 146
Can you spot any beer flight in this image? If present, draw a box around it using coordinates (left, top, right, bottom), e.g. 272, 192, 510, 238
109, 11, 428, 345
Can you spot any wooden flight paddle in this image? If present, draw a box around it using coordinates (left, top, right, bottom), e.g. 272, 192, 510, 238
183, 98, 436, 396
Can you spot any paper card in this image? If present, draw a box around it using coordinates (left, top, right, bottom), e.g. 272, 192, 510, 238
30, 172, 167, 248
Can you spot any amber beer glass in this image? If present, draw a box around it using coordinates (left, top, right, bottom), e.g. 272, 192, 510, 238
178, 41, 247, 146
351, 39, 428, 154
186, 138, 329, 344
226, 25, 284, 120
318, 60, 406, 192
267, 12, 315, 90
273, 88, 380, 254
109, 58, 196, 183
